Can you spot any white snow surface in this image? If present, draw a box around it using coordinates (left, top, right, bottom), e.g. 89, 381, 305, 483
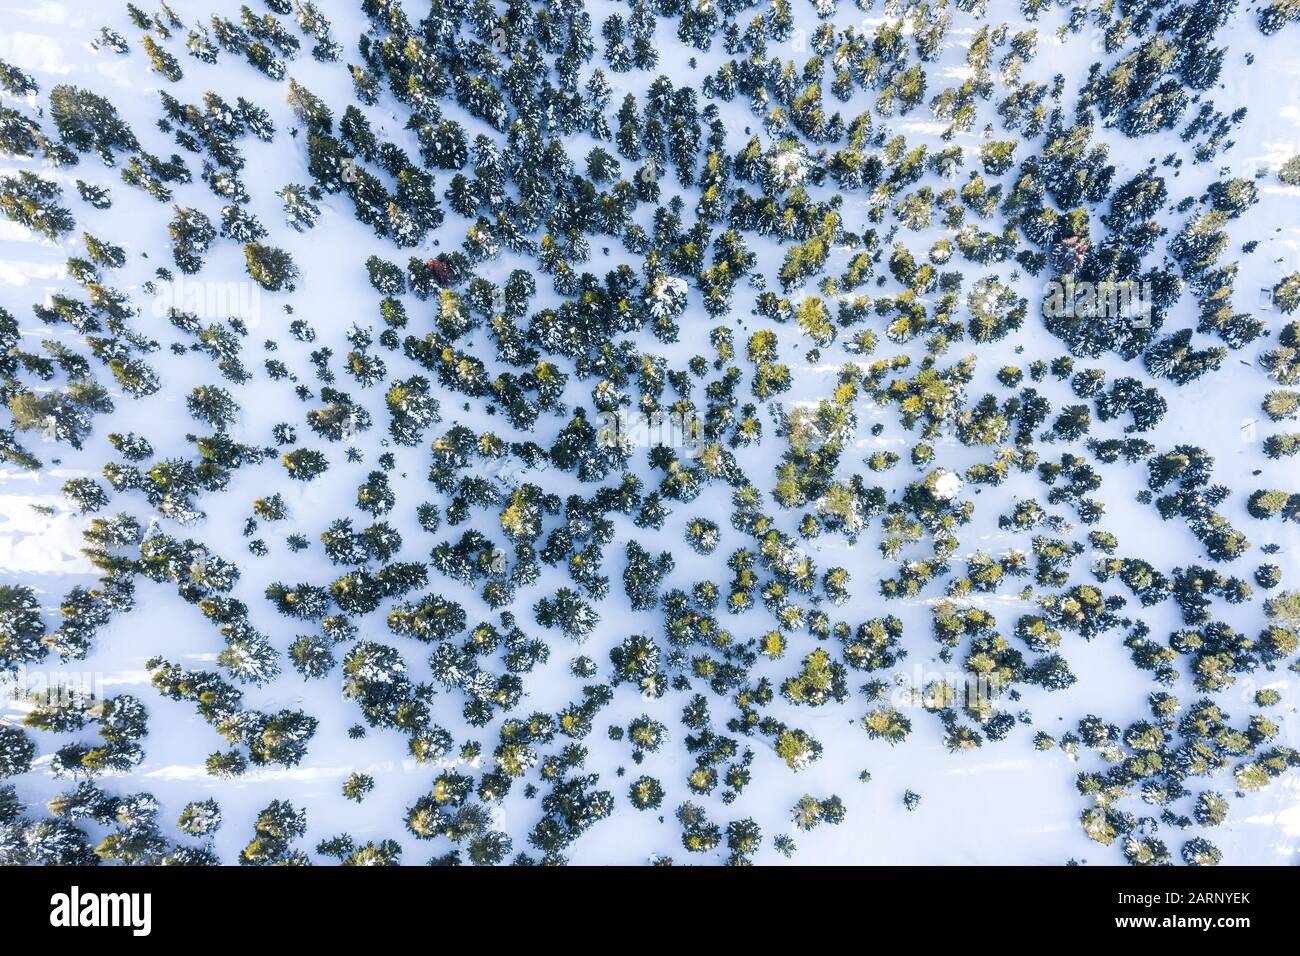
1, 0, 1299, 865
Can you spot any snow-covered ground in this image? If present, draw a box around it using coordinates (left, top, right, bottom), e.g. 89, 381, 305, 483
2, 0, 1299, 865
